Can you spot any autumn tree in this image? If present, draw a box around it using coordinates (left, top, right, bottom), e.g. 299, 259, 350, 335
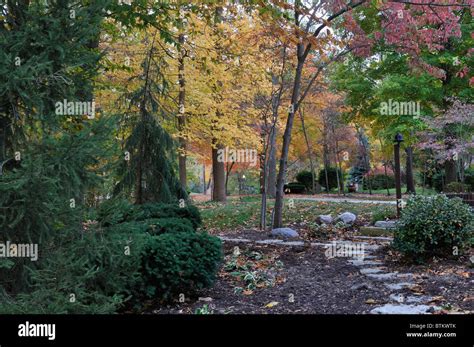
261, 0, 473, 228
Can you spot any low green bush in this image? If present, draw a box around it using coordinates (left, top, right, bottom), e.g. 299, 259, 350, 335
296, 170, 317, 191
318, 167, 343, 191
363, 174, 395, 190
97, 200, 202, 230
464, 168, 474, 191
432, 171, 445, 192
371, 206, 397, 223
0, 225, 150, 314
445, 182, 470, 193
393, 195, 474, 261
139, 232, 223, 300
144, 218, 195, 235
127, 203, 202, 229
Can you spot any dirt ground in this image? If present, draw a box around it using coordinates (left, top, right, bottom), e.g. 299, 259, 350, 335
149, 239, 473, 314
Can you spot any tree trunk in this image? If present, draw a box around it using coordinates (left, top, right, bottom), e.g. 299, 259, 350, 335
212, 144, 226, 202
322, 127, 330, 192
273, 58, 304, 228
405, 146, 416, 194
225, 161, 234, 195
299, 108, 316, 193
384, 163, 390, 196
177, 33, 187, 190
267, 125, 277, 198
202, 164, 206, 195
332, 123, 343, 195
445, 159, 457, 184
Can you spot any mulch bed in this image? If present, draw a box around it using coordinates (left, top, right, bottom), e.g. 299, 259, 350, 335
150, 243, 394, 314
148, 237, 472, 314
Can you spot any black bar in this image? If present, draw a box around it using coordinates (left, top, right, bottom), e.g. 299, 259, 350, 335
0, 314, 471, 346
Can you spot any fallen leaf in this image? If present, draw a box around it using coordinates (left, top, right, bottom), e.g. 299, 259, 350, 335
429, 296, 445, 303
265, 301, 279, 308
410, 284, 425, 294
456, 271, 470, 278
365, 299, 377, 304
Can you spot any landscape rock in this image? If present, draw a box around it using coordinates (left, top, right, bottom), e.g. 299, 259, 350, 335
282, 241, 305, 246
318, 214, 333, 224
271, 227, 299, 238
370, 304, 437, 314
366, 272, 399, 281
389, 294, 432, 304
374, 220, 397, 229
348, 259, 383, 267
198, 297, 213, 302
218, 237, 252, 243
337, 212, 357, 225
255, 239, 284, 245
359, 267, 386, 275
366, 272, 414, 281
384, 282, 414, 291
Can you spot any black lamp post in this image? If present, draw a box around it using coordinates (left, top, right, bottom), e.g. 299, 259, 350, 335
394, 133, 404, 218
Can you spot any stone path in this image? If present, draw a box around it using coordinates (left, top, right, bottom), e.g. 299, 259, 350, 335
218, 235, 441, 314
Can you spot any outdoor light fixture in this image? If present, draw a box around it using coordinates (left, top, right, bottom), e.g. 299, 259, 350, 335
394, 133, 404, 144
393, 133, 403, 217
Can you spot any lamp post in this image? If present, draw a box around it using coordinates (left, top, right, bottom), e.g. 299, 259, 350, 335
394, 133, 404, 218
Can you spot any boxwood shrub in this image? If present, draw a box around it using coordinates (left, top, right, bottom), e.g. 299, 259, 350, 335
126, 203, 202, 229
139, 232, 223, 300
144, 218, 195, 235
97, 200, 202, 230
393, 195, 474, 261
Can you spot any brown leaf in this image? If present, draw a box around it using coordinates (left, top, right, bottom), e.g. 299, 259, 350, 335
429, 296, 445, 303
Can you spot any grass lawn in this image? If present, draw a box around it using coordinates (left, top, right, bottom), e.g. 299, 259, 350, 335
356, 186, 437, 196
197, 195, 397, 232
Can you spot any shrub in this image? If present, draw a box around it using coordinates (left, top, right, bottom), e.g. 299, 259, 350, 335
139, 232, 223, 300
0, 199, 220, 313
97, 200, 202, 230
283, 182, 306, 194
371, 206, 397, 223
318, 167, 343, 191
0, 225, 151, 314
432, 171, 445, 192
127, 203, 202, 229
144, 218, 195, 235
445, 182, 469, 193
95, 198, 135, 227
296, 170, 316, 191
363, 174, 395, 190
464, 168, 474, 191
393, 195, 474, 261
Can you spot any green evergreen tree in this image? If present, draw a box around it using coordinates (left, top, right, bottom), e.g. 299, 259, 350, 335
114, 32, 186, 204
